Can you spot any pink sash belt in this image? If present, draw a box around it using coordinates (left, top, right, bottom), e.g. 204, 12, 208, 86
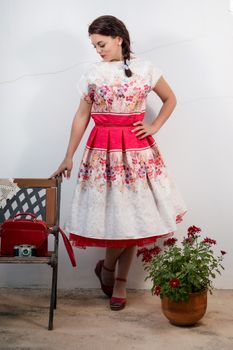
86, 113, 156, 151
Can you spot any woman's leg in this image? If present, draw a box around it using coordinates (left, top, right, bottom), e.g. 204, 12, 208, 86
101, 247, 125, 286
113, 245, 137, 298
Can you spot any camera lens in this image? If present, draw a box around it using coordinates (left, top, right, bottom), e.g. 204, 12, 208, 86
22, 248, 30, 256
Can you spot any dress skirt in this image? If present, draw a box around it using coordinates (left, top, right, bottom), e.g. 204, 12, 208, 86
64, 111, 187, 249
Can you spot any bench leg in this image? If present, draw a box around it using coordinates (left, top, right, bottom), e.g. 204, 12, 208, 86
54, 261, 58, 310
48, 263, 57, 330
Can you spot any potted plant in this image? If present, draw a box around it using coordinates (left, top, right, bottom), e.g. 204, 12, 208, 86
137, 225, 226, 326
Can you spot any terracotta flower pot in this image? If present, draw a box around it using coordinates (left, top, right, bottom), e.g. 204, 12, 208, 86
161, 289, 208, 326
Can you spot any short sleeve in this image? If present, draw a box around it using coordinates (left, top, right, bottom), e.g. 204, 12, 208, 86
76, 64, 96, 104
149, 62, 163, 89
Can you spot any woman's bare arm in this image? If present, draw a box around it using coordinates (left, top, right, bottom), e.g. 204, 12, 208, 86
49, 99, 92, 179
131, 76, 177, 138
150, 76, 177, 132
65, 99, 92, 159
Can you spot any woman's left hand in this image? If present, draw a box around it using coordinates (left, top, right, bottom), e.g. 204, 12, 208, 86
131, 121, 158, 139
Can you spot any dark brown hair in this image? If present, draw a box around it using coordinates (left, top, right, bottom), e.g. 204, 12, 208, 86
88, 15, 134, 77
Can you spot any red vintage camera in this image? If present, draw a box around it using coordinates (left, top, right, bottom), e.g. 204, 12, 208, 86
0, 212, 48, 257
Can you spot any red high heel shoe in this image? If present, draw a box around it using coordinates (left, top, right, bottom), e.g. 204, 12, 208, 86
110, 277, 127, 311
94, 260, 115, 297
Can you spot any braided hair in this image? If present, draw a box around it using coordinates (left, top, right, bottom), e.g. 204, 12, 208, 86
88, 15, 134, 77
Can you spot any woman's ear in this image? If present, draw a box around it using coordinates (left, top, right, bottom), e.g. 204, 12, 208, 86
117, 36, 123, 45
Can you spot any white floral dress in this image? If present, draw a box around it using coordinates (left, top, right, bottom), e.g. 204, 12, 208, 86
64, 56, 187, 249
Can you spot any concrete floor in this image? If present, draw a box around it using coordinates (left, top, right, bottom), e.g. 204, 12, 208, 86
0, 288, 233, 350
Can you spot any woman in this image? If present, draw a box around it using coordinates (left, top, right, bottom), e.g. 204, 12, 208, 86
49, 15, 187, 311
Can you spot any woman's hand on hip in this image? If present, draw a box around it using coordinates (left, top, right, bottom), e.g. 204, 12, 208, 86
131, 121, 158, 139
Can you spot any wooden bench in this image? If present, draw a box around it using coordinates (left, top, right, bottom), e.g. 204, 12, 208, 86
0, 176, 62, 330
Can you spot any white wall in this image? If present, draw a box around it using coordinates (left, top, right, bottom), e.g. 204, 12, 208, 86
0, 0, 232, 289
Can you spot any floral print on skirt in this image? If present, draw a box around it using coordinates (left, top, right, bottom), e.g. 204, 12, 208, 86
64, 111, 187, 248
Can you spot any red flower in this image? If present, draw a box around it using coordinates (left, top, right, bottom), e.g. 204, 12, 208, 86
203, 237, 217, 245
136, 248, 147, 257
153, 286, 161, 296
164, 238, 177, 246
137, 246, 161, 261
141, 250, 153, 263
221, 250, 227, 255
187, 225, 201, 237
169, 278, 181, 288
149, 246, 161, 255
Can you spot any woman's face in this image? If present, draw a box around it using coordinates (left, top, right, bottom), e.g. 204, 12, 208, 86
89, 34, 123, 61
